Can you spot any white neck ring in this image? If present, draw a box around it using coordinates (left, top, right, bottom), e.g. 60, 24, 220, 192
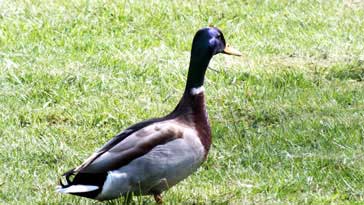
190, 86, 205, 95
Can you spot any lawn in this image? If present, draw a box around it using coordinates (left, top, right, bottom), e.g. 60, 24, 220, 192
1, 0, 364, 204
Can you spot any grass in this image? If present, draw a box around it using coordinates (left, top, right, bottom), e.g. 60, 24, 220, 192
1, 0, 364, 204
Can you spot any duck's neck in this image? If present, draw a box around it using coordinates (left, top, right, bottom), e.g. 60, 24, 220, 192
185, 51, 212, 91
171, 49, 211, 110
170, 50, 212, 113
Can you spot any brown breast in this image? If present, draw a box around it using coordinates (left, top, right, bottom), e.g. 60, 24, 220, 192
171, 92, 212, 157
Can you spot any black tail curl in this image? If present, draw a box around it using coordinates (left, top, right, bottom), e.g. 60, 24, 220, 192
59, 168, 76, 188
58, 169, 108, 199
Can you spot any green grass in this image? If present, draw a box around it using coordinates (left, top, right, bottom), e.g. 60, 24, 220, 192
1, 0, 364, 204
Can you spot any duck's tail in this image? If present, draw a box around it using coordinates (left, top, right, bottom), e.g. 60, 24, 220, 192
56, 169, 107, 199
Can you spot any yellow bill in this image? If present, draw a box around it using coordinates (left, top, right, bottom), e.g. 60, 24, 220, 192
223, 44, 242, 56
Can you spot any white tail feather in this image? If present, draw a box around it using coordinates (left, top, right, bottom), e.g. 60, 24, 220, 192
56, 185, 99, 193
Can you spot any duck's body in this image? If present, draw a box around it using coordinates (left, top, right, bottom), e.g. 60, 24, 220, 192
57, 27, 241, 202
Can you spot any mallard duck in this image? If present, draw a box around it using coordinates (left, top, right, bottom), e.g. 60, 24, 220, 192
57, 27, 241, 203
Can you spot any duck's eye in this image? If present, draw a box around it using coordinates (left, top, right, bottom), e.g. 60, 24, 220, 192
217, 34, 221, 39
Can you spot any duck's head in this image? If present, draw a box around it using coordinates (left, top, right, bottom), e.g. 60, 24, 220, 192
185, 27, 241, 90
191, 27, 242, 57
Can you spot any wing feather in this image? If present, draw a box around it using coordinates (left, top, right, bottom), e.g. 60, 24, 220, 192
72, 117, 162, 173
74, 121, 183, 174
